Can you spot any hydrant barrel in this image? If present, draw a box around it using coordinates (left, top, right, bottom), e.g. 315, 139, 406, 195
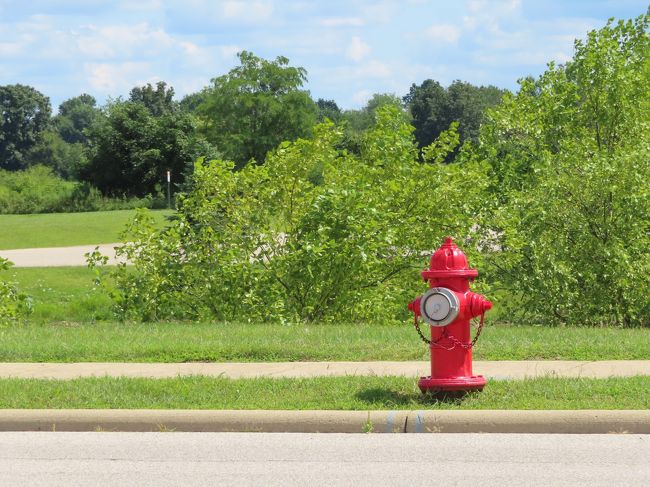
408, 237, 492, 394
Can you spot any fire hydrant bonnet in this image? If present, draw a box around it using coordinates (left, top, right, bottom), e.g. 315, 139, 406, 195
421, 237, 478, 280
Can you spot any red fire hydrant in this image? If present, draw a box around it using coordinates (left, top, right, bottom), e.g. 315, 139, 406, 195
408, 237, 492, 393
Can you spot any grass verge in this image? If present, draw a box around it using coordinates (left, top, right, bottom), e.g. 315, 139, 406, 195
0, 376, 647, 410
1, 321, 649, 362
9, 267, 112, 322
4, 267, 649, 362
0, 209, 173, 250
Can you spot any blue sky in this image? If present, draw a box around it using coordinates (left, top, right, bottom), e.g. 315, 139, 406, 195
0, 0, 646, 111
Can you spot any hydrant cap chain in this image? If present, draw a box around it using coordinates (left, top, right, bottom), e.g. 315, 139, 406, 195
420, 287, 460, 327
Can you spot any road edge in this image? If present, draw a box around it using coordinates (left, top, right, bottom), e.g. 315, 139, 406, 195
0, 409, 648, 434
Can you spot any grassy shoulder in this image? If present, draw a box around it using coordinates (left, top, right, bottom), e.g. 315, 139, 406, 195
0, 376, 647, 410
0, 209, 173, 250
0, 321, 648, 363
4, 266, 649, 362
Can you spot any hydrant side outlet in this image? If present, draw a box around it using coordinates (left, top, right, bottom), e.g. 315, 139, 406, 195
408, 237, 492, 394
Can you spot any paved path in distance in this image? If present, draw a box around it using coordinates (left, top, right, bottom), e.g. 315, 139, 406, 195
0, 360, 648, 379
0, 432, 647, 487
0, 244, 124, 267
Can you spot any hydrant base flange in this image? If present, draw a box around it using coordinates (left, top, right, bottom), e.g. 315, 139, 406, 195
418, 375, 486, 393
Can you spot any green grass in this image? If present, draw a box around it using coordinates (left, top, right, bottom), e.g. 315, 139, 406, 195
0, 209, 173, 249
8, 267, 112, 323
0, 376, 647, 410
0, 321, 647, 363
4, 266, 649, 362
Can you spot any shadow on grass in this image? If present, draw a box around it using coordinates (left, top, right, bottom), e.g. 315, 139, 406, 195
356, 387, 480, 407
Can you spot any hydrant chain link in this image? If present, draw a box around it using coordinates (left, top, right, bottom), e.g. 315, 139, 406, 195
413, 313, 486, 350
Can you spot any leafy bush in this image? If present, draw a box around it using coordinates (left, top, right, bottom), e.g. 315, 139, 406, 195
0, 165, 167, 214
478, 13, 650, 326
0, 258, 31, 325
90, 106, 490, 323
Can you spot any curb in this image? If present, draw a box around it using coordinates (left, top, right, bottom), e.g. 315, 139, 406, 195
0, 410, 648, 434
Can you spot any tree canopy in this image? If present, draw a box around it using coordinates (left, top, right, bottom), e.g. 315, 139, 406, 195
479, 12, 650, 326
198, 51, 317, 168
82, 94, 216, 196
404, 79, 505, 154
130, 81, 176, 117
0, 84, 51, 170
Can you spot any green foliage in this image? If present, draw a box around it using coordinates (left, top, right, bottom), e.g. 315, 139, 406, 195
129, 81, 176, 117
23, 94, 98, 179
54, 94, 99, 145
83, 98, 216, 196
25, 130, 86, 180
479, 13, 650, 327
316, 98, 342, 123
0, 166, 162, 214
404, 79, 506, 155
340, 93, 409, 154
198, 51, 317, 167
91, 106, 489, 322
0, 258, 31, 325
0, 84, 52, 170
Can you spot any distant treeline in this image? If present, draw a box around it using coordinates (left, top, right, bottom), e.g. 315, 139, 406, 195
0, 50, 505, 206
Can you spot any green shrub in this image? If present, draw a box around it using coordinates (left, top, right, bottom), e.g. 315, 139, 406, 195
478, 14, 650, 326
0, 165, 168, 214
0, 258, 31, 325
90, 106, 490, 323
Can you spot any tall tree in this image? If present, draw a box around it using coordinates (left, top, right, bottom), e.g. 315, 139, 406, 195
55, 94, 99, 145
26, 94, 99, 178
404, 79, 505, 154
0, 84, 51, 170
198, 51, 317, 168
316, 98, 342, 123
129, 81, 176, 117
340, 93, 408, 154
83, 100, 216, 196
179, 90, 208, 114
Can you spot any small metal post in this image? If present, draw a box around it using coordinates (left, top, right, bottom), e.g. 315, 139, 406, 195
166, 170, 171, 209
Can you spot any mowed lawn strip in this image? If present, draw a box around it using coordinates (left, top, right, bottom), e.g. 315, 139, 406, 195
0, 376, 647, 410
0, 209, 173, 250
1, 321, 649, 362
5, 267, 649, 362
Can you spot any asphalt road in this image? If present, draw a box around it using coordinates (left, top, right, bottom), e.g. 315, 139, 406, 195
0, 432, 647, 486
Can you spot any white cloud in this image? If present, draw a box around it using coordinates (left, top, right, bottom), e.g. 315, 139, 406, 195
0, 41, 23, 56
85, 62, 154, 93
320, 17, 364, 27
76, 23, 175, 59
352, 89, 372, 105
355, 60, 392, 78
425, 23, 461, 44
330, 60, 393, 83
221, 1, 273, 21
467, 0, 521, 16
346, 36, 370, 62
219, 44, 241, 58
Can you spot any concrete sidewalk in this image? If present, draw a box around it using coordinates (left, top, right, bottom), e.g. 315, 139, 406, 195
1, 360, 648, 380
0, 243, 124, 267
